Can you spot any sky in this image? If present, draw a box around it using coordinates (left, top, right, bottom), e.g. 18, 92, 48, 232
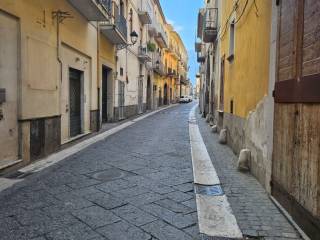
160, 0, 203, 86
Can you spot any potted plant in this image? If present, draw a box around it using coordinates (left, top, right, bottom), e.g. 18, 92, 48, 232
147, 42, 156, 52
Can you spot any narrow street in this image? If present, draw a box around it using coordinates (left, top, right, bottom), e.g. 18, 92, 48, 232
0, 104, 301, 240
0, 104, 197, 240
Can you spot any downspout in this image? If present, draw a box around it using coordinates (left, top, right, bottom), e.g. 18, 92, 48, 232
97, 22, 101, 130
55, 12, 63, 119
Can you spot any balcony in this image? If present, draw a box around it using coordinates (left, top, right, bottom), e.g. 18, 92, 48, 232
100, 2, 127, 45
203, 8, 218, 42
152, 54, 166, 76
67, 0, 109, 21
155, 25, 168, 48
167, 68, 179, 78
138, 46, 152, 63
138, 0, 152, 24
197, 8, 205, 39
195, 41, 202, 52
197, 52, 205, 63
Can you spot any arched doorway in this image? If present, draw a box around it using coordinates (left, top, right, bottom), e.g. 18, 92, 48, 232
164, 83, 168, 105
147, 76, 152, 110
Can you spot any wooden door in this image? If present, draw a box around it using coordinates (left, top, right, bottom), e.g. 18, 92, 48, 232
272, 0, 320, 238
0, 11, 19, 165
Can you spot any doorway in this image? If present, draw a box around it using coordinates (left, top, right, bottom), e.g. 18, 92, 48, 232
138, 77, 144, 114
102, 66, 111, 122
0, 11, 19, 165
118, 81, 125, 120
159, 88, 162, 106
146, 76, 152, 110
69, 68, 83, 138
164, 83, 168, 105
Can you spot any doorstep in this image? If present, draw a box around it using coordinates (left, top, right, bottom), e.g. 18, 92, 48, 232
0, 159, 23, 171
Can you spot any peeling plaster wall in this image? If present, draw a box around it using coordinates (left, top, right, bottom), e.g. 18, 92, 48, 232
223, 95, 273, 192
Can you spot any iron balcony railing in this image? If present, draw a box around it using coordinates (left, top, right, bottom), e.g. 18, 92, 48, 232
203, 8, 218, 42
98, 0, 112, 14
138, 45, 151, 62
100, 0, 127, 41
152, 53, 166, 75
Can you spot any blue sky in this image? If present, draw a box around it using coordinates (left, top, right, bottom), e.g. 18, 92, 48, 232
160, 0, 203, 85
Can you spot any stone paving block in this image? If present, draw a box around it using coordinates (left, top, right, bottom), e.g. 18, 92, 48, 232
172, 183, 195, 193
159, 176, 193, 186
183, 224, 200, 237
95, 179, 136, 193
113, 186, 150, 199
141, 203, 196, 229
86, 192, 127, 210
97, 220, 151, 240
72, 205, 120, 229
127, 192, 165, 206
45, 222, 102, 240
54, 192, 94, 210
181, 198, 197, 210
164, 191, 193, 202
142, 220, 192, 240
112, 204, 157, 226
155, 198, 194, 214
131, 168, 159, 175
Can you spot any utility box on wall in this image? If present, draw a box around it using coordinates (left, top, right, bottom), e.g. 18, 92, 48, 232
0, 88, 6, 104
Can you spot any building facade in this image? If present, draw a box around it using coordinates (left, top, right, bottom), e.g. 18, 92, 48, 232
196, 0, 320, 237
0, 0, 188, 173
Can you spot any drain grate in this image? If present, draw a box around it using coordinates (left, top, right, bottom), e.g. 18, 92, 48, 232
195, 184, 224, 196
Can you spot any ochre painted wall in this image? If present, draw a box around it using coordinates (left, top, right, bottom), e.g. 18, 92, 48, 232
220, 0, 271, 118
0, 0, 99, 119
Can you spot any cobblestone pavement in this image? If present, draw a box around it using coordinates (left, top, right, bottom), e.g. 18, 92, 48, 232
196, 109, 302, 240
0, 104, 199, 240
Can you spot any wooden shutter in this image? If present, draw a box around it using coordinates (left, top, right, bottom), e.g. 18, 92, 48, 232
275, 0, 320, 103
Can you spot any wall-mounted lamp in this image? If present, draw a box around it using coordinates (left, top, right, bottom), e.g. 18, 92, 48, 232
117, 30, 139, 50
155, 60, 160, 69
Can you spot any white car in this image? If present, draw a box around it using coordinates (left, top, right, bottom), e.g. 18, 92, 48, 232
186, 96, 193, 102
179, 96, 189, 103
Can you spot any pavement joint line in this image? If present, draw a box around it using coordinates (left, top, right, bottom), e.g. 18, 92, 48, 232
189, 105, 243, 239
0, 104, 177, 193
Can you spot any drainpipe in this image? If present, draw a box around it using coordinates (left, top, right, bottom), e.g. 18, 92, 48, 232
97, 22, 101, 130
55, 12, 63, 117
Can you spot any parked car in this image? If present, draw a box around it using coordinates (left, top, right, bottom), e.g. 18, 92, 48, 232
179, 96, 189, 103
186, 96, 193, 102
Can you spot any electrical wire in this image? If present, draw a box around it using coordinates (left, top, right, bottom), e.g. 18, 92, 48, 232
234, 0, 249, 24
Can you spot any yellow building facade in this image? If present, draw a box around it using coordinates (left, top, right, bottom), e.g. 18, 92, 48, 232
220, 0, 271, 117
218, 0, 273, 189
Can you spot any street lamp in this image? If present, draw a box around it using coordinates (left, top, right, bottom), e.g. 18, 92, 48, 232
155, 60, 160, 69
116, 30, 139, 50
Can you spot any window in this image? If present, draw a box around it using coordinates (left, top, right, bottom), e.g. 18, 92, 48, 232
228, 20, 235, 62
120, 67, 124, 76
